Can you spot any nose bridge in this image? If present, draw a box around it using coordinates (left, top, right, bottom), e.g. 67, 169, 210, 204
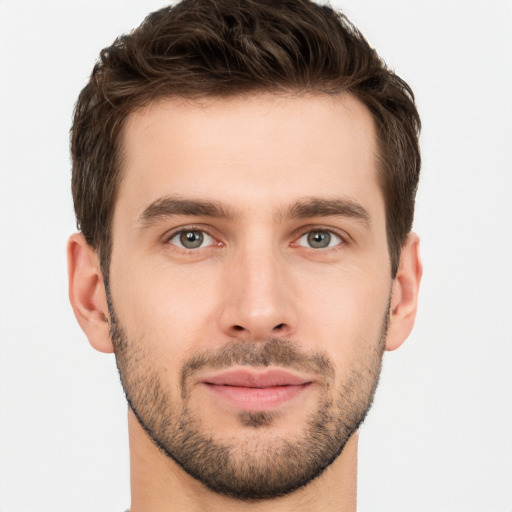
243, 245, 281, 311
219, 235, 296, 340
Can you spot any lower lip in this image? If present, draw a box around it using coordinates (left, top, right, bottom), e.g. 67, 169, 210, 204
203, 383, 311, 411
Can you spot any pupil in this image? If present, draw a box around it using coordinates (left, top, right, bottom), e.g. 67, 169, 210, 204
308, 231, 330, 248
181, 231, 203, 248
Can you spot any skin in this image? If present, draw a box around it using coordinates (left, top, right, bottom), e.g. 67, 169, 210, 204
68, 93, 422, 512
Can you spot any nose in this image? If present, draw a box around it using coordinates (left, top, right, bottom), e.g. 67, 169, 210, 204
218, 246, 297, 342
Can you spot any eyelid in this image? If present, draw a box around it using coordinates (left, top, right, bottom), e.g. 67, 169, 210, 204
161, 223, 349, 250
163, 224, 222, 248
291, 225, 350, 247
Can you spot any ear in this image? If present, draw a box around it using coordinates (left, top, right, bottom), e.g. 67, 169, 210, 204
386, 232, 423, 351
67, 233, 114, 353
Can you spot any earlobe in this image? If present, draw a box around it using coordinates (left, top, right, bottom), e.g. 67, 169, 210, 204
67, 233, 114, 353
386, 232, 423, 351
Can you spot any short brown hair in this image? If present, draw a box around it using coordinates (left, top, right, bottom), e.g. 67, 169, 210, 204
71, 0, 420, 277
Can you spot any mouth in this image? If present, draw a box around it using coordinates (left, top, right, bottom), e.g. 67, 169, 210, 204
199, 368, 314, 411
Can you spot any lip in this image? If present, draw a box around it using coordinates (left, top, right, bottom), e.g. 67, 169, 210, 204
199, 368, 314, 411
202, 368, 312, 387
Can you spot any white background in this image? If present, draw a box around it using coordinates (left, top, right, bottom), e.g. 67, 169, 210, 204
1, 1, 511, 511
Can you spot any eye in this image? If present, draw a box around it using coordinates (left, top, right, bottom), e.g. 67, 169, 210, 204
296, 230, 343, 249
168, 229, 216, 249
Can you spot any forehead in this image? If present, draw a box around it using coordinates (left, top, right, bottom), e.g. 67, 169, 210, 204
116, 93, 382, 223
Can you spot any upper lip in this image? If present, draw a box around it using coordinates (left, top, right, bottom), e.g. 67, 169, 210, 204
200, 368, 313, 388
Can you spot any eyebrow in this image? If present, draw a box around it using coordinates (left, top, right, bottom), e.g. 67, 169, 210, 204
137, 195, 370, 227
138, 197, 235, 226
282, 197, 371, 225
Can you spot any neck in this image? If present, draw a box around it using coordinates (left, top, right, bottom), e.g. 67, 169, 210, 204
127, 410, 358, 512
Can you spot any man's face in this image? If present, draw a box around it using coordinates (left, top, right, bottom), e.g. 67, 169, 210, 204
108, 93, 393, 499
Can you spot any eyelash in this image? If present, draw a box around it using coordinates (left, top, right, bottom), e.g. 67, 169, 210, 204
164, 225, 221, 250
164, 225, 348, 251
294, 228, 345, 250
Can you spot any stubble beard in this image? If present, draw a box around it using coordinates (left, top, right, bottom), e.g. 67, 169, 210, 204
108, 292, 389, 501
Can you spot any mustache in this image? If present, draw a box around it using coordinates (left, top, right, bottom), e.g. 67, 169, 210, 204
180, 338, 335, 395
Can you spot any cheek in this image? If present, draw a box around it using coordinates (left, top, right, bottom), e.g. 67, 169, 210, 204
110, 258, 222, 354
110, 246, 391, 366
296, 267, 390, 361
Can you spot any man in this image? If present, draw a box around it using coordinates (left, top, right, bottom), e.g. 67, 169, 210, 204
67, 0, 422, 510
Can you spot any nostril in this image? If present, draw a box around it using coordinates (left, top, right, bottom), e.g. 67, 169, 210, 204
274, 323, 285, 331
233, 325, 245, 331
